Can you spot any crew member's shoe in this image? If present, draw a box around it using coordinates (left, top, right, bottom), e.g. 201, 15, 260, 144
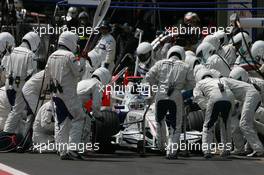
220, 150, 230, 158
247, 151, 264, 157
204, 153, 212, 159
231, 149, 248, 156
166, 153, 178, 160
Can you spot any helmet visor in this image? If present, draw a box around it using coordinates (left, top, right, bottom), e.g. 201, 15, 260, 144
138, 52, 151, 63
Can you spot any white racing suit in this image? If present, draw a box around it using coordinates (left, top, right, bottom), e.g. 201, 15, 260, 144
223, 44, 237, 67
32, 101, 54, 145
138, 60, 155, 77
4, 46, 37, 134
22, 70, 48, 115
146, 57, 195, 156
138, 52, 159, 77
217, 47, 226, 60
81, 60, 94, 80
160, 43, 172, 60
45, 49, 89, 156
90, 34, 116, 73
77, 78, 103, 118
0, 87, 11, 130
255, 107, 264, 136
247, 77, 264, 142
0, 55, 10, 86
205, 54, 231, 77
235, 54, 261, 79
193, 78, 235, 154
221, 77, 264, 153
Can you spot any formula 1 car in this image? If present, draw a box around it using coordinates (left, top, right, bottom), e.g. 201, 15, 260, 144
110, 75, 204, 154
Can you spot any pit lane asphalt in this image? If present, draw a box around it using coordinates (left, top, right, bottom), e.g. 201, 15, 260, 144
0, 151, 264, 175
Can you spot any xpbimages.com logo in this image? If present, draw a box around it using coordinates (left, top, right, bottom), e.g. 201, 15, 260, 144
165, 24, 232, 36
166, 142, 232, 154
32, 24, 100, 37
33, 141, 100, 154
98, 83, 167, 96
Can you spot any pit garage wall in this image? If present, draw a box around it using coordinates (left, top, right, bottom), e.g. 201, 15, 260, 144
220, 0, 263, 40
255, 0, 264, 40
226, 0, 252, 36
217, 0, 228, 30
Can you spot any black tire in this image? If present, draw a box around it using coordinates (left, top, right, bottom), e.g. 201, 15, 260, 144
137, 140, 144, 154
214, 121, 221, 143
258, 134, 264, 145
95, 110, 120, 142
187, 110, 205, 132
94, 110, 120, 153
96, 141, 117, 154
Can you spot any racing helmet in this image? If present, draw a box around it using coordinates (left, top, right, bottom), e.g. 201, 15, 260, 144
185, 51, 200, 69
167, 45, 185, 61
213, 30, 228, 46
58, 31, 79, 53
229, 66, 249, 82
195, 68, 213, 82
251, 40, 264, 64
0, 32, 15, 57
232, 32, 252, 55
136, 42, 152, 63
22, 32, 40, 53
92, 67, 111, 85
203, 35, 221, 51
196, 42, 216, 63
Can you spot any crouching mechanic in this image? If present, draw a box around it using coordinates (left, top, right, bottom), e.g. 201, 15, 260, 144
145, 46, 195, 159
251, 40, 264, 74
45, 31, 89, 160
32, 101, 54, 149
77, 67, 111, 118
193, 68, 235, 158
196, 42, 231, 77
0, 87, 11, 130
232, 32, 261, 78
4, 32, 40, 134
0, 32, 15, 86
229, 66, 264, 156
221, 76, 264, 157
22, 70, 48, 116
213, 31, 237, 67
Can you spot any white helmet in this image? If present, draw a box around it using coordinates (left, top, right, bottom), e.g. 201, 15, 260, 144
194, 68, 213, 82
229, 66, 249, 82
232, 32, 252, 55
22, 32, 40, 52
196, 42, 216, 63
251, 40, 264, 64
167, 45, 185, 61
0, 32, 15, 56
203, 35, 220, 51
58, 31, 79, 53
213, 30, 228, 46
92, 67, 111, 85
136, 42, 152, 63
185, 50, 196, 56
185, 51, 200, 69
88, 50, 102, 68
